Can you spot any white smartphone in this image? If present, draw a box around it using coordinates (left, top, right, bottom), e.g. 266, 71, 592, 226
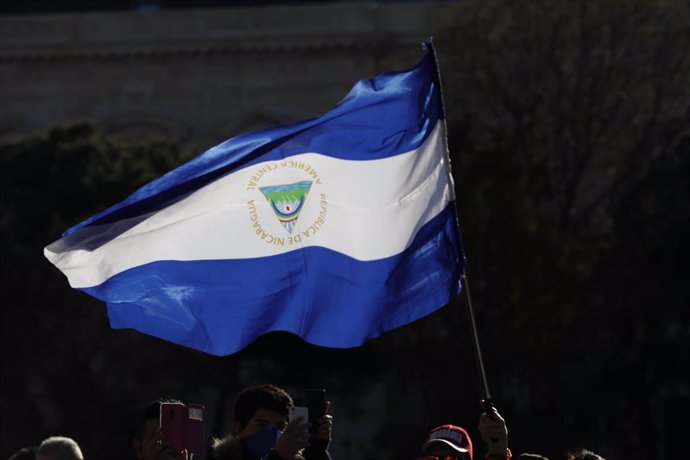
289, 405, 309, 423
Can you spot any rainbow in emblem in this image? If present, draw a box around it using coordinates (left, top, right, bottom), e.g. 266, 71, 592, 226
259, 181, 313, 234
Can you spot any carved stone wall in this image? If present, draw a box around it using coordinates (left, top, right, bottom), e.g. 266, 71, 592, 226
0, 1, 451, 146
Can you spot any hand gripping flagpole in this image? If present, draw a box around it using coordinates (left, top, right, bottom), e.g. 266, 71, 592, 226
422, 37, 499, 424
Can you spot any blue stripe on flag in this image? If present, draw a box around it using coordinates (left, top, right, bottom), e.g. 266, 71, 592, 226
89, 204, 461, 355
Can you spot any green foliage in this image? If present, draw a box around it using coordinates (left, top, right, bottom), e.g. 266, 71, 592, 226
0, 123, 195, 456
1, 123, 191, 251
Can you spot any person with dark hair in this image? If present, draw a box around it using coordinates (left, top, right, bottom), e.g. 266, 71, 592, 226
211, 384, 332, 460
8, 445, 38, 460
36, 436, 84, 460
132, 398, 189, 460
566, 449, 605, 460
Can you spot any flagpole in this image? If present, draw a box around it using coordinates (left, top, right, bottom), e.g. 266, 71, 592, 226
422, 37, 497, 415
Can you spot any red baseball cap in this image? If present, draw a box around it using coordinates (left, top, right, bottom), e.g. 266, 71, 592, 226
421, 424, 473, 460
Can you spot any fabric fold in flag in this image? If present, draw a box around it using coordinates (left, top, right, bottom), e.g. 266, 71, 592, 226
44, 49, 465, 356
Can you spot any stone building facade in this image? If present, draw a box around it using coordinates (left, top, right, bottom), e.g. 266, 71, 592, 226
0, 1, 452, 147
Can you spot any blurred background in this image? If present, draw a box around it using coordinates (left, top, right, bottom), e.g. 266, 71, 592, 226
1, 1, 688, 459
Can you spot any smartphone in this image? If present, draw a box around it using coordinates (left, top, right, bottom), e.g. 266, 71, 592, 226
306, 389, 326, 435
186, 403, 205, 454
289, 405, 309, 423
160, 402, 188, 453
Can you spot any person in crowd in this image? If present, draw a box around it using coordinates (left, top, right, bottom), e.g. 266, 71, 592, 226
35, 436, 84, 460
418, 424, 474, 460
418, 402, 510, 460
211, 383, 332, 460
132, 398, 189, 460
8, 445, 37, 460
566, 449, 605, 460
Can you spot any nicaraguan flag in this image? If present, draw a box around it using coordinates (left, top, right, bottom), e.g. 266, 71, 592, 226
44, 47, 465, 356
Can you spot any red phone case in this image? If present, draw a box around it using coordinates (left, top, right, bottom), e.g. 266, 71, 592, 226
160, 402, 188, 453
187, 404, 205, 454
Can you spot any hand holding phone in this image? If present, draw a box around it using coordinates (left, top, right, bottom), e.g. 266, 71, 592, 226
275, 411, 310, 460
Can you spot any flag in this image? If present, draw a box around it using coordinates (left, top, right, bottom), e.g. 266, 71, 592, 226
44, 46, 464, 356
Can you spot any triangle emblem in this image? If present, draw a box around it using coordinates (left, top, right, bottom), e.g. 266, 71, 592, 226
259, 181, 313, 234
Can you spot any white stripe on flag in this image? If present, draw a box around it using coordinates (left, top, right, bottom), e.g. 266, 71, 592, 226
45, 121, 453, 289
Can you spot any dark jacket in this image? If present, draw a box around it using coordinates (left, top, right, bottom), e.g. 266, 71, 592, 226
210, 435, 331, 460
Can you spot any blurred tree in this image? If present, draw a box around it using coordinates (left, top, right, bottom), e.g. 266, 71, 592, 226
0, 123, 203, 457
426, 0, 689, 458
